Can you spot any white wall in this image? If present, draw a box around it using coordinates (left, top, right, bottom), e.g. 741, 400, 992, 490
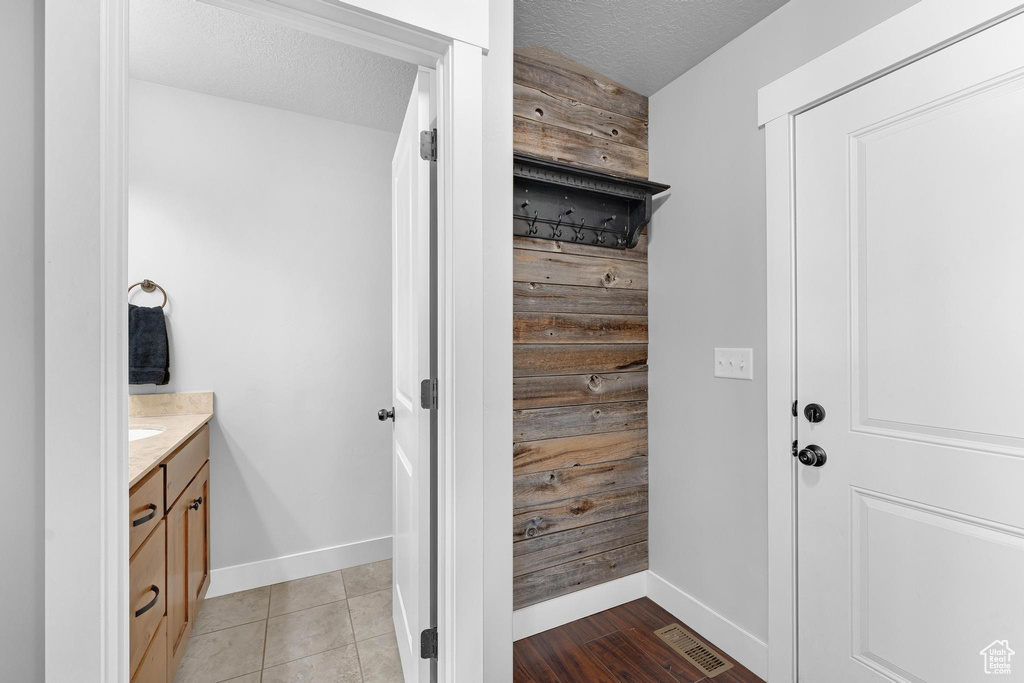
0, 0, 44, 679
129, 80, 397, 582
647, 0, 919, 647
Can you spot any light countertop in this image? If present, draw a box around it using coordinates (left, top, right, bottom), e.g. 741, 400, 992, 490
129, 392, 213, 488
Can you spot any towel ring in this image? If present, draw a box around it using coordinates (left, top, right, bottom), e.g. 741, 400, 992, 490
128, 279, 167, 308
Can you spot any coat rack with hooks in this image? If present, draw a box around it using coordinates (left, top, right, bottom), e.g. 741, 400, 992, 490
512, 154, 670, 250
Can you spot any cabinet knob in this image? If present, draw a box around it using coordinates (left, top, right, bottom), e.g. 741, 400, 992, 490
189, 496, 204, 511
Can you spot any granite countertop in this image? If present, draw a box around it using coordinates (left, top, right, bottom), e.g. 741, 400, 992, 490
129, 392, 214, 488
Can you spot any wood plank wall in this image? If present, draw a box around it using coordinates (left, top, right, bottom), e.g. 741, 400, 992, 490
513, 47, 651, 610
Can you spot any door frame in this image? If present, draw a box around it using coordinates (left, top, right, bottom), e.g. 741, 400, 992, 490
758, 1, 1024, 680
44, 1, 490, 681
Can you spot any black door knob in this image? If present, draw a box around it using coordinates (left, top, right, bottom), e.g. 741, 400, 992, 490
797, 444, 827, 467
803, 403, 826, 423
378, 407, 395, 422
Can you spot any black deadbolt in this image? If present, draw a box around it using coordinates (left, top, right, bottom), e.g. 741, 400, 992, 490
803, 403, 826, 423
797, 444, 827, 467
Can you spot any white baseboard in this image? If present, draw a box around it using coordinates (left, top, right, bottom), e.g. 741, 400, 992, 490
512, 572, 647, 641
646, 570, 768, 680
206, 535, 392, 598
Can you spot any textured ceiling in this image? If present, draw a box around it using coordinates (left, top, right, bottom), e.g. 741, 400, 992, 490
130, 0, 418, 132
514, 0, 789, 96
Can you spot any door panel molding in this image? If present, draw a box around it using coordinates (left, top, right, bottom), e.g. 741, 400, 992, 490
850, 487, 1024, 682
847, 65, 1024, 456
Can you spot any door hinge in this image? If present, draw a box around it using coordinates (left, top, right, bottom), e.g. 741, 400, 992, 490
420, 626, 438, 659
792, 440, 798, 457
420, 378, 438, 410
419, 128, 437, 162
792, 400, 798, 417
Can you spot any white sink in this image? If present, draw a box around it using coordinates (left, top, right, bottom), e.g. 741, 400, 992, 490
129, 428, 164, 442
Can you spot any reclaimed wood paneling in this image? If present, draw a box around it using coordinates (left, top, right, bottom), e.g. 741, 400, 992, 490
514, 372, 648, 410
513, 513, 648, 577
514, 282, 647, 316
514, 118, 649, 179
514, 485, 648, 542
514, 83, 648, 149
514, 233, 649, 263
514, 456, 648, 510
514, 343, 647, 377
514, 429, 649, 475
514, 400, 648, 442
514, 249, 648, 290
512, 48, 651, 610
513, 541, 649, 610
514, 312, 648, 344
514, 52, 648, 122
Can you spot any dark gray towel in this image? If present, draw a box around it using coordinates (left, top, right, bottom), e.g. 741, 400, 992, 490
129, 304, 169, 385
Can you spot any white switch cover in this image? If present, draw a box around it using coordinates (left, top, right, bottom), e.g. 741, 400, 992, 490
714, 348, 753, 380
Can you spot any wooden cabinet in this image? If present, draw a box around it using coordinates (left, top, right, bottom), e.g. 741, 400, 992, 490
129, 424, 211, 683
130, 468, 164, 556
166, 459, 211, 679
188, 462, 211, 609
132, 618, 167, 683
130, 519, 166, 676
165, 482, 191, 679
164, 424, 210, 512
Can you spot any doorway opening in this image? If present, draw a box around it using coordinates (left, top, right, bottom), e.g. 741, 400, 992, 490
126, 0, 436, 680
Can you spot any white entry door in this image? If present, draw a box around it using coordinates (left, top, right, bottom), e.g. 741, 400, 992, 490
796, 14, 1024, 683
391, 69, 433, 683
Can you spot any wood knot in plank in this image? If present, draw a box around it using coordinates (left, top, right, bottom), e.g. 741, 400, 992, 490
568, 499, 594, 516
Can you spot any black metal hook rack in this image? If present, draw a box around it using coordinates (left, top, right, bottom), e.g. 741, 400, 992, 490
513, 154, 670, 250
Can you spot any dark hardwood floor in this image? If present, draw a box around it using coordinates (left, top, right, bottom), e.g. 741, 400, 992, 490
513, 598, 765, 683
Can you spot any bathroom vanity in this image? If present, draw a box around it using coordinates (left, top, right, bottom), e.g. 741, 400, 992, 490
128, 392, 213, 683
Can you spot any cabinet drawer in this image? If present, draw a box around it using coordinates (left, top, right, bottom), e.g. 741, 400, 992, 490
130, 518, 166, 678
131, 616, 167, 683
129, 467, 163, 557
164, 424, 209, 510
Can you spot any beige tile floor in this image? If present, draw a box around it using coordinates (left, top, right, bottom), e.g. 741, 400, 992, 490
174, 559, 404, 683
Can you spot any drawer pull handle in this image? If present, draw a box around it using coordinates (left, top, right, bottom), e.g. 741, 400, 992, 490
135, 585, 160, 618
131, 503, 158, 527
188, 496, 204, 511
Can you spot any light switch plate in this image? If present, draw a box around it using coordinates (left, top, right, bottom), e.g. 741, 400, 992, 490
714, 348, 753, 380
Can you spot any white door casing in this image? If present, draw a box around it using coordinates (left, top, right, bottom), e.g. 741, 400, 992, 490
795, 13, 1024, 683
392, 68, 433, 683
46, 0, 497, 676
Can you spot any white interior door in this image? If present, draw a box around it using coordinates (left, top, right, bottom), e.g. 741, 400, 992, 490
391, 68, 432, 683
796, 14, 1024, 683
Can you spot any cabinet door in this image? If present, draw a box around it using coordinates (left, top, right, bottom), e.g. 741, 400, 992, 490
132, 617, 167, 683
165, 488, 191, 680
129, 519, 165, 677
188, 462, 211, 614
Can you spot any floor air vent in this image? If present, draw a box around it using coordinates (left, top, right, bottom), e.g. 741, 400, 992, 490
654, 623, 734, 678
